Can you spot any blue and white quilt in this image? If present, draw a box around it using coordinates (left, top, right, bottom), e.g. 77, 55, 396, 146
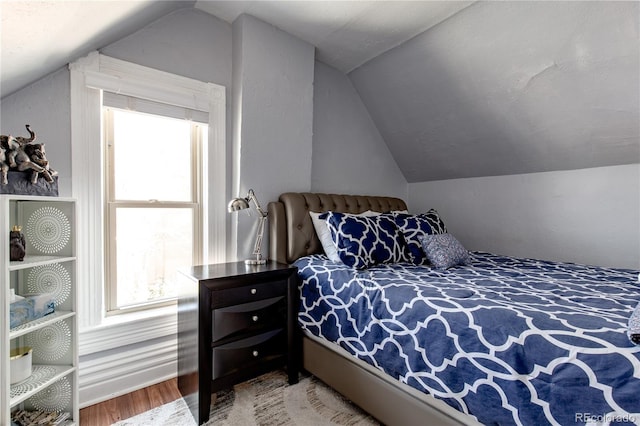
294, 252, 640, 425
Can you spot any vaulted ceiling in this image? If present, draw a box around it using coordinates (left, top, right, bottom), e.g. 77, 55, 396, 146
349, 1, 640, 182
1, 1, 638, 183
0, 1, 471, 98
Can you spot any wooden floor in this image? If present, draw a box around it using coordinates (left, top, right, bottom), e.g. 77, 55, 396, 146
79, 378, 182, 426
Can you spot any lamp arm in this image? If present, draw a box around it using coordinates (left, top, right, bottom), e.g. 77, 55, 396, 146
246, 189, 268, 263
246, 189, 267, 218
252, 214, 267, 260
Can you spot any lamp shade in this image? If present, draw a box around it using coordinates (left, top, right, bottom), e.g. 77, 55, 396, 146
228, 197, 250, 212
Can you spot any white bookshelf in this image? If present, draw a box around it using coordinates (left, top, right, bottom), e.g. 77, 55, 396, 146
1, 195, 78, 426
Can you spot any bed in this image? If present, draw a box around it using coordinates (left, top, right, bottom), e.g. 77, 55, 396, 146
267, 192, 640, 426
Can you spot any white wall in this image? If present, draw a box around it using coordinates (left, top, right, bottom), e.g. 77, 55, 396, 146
231, 14, 315, 260
312, 61, 407, 199
408, 164, 640, 269
101, 9, 232, 90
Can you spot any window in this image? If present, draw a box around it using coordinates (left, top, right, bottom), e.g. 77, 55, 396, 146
71, 52, 226, 331
103, 98, 207, 313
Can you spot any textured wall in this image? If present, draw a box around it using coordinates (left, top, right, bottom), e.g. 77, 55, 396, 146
408, 164, 640, 269
351, 1, 639, 182
312, 61, 407, 199
101, 8, 231, 88
231, 14, 315, 260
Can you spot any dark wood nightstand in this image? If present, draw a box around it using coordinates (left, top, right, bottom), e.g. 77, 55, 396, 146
177, 261, 299, 425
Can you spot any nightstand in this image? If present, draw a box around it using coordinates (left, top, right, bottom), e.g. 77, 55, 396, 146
177, 261, 299, 425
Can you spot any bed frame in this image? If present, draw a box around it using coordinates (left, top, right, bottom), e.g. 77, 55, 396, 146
268, 193, 477, 426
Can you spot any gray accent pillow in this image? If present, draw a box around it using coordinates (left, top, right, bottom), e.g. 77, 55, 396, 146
419, 233, 470, 270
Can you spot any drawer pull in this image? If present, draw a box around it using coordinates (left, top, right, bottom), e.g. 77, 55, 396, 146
252, 350, 259, 357
250, 288, 257, 295
252, 315, 259, 322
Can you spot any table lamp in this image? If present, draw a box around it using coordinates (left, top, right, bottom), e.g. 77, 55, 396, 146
228, 189, 268, 265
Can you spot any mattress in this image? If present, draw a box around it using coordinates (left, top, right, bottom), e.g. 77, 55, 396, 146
294, 252, 640, 425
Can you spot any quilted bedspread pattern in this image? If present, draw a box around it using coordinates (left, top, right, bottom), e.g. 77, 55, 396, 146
294, 252, 640, 425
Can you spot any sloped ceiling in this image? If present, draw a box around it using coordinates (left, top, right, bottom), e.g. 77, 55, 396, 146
0, 1, 470, 98
195, 0, 473, 73
349, 1, 640, 182
0, 0, 193, 99
1, 1, 638, 183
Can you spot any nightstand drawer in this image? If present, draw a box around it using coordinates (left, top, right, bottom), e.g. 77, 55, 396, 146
212, 296, 286, 342
212, 329, 285, 379
179, 261, 298, 424
211, 279, 287, 308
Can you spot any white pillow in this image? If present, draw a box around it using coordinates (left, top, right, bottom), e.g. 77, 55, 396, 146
309, 210, 380, 262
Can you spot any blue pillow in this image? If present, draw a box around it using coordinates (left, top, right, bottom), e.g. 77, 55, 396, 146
393, 210, 447, 264
419, 233, 470, 270
322, 212, 408, 269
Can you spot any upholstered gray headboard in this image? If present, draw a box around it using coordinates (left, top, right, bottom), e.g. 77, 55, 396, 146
267, 192, 407, 264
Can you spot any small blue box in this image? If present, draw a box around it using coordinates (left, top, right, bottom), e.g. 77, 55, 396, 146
10, 294, 55, 329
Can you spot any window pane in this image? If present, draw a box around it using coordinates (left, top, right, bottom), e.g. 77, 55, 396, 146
112, 109, 192, 202
115, 208, 193, 308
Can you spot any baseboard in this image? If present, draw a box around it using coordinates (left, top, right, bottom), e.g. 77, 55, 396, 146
79, 336, 177, 407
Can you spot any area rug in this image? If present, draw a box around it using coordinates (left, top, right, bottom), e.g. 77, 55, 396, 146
112, 370, 379, 425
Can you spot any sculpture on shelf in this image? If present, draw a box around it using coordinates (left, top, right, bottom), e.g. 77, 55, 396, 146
0, 124, 58, 185
0, 128, 23, 185
0, 141, 8, 185
1, 124, 36, 171
17, 142, 57, 184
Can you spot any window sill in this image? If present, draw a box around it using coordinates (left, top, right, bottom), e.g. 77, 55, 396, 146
102, 303, 176, 324
79, 305, 177, 356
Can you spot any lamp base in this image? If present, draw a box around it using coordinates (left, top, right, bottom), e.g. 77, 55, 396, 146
245, 258, 267, 265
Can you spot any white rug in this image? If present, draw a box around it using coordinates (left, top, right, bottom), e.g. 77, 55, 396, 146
113, 371, 379, 425
113, 398, 196, 426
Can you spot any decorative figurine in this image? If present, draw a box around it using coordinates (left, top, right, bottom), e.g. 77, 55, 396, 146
10, 225, 26, 261
0, 125, 58, 185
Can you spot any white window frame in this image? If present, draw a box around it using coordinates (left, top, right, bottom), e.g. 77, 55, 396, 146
70, 52, 226, 334
103, 106, 206, 314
